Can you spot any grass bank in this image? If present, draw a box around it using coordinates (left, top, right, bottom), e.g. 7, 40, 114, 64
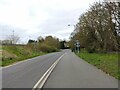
0, 45, 2, 66
76, 49, 119, 80
2, 45, 46, 66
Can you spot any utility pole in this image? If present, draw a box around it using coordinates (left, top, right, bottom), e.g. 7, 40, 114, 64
12, 30, 14, 44
29, 36, 31, 41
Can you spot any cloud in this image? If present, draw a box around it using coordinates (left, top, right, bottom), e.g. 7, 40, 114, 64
0, 0, 99, 43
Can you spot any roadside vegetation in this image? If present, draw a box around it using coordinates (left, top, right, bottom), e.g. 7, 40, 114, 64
2, 45, 46, 66
2, 35, 67, 66
69, 1, 120, 79
69, 2, 120, 53
0, 45, 2, 66
76, 49, 119, 79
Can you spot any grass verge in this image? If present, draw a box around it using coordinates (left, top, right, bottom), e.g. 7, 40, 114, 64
2, 53, 46, 67
2, 45, 47, 66
76, 49, 119, 80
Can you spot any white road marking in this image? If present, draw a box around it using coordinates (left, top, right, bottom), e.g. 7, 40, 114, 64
32, 53, 66, 90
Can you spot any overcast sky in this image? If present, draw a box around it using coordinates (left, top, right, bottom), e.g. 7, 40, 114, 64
0, 0, 99, 44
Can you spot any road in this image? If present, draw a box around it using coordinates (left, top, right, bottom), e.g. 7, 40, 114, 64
43, 50, 118, 88
2, 50, 118, 89
2, 51, 65, 88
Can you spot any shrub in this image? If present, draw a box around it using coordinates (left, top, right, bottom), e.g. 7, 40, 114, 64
38, 43, 58, 53
86, 46, 95, 53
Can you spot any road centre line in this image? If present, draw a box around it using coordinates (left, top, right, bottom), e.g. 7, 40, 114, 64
32, 53, 66, 90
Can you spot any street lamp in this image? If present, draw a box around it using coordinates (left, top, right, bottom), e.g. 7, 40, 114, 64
68, 24, 75, 27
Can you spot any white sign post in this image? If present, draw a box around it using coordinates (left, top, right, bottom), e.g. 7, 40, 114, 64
75, 40, 80, 53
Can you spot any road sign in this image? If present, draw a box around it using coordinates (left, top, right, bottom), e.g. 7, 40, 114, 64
74, 40, 80, 53
76, 45, 80, 47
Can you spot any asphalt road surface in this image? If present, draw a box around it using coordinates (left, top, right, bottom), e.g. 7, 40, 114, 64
2, 51, 65, 88
2, 50, 118, 89
43, 50, 118, 88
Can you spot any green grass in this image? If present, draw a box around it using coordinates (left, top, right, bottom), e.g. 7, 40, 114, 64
2, 45, 47, 66
76, 49, 119, 79
0, 45, 2, 50
0, 60, 2, 66
0, 45, 2, 66
2, 52, 46, 66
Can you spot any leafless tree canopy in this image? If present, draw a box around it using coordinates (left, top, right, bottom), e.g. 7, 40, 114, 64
7, 35, 20, 44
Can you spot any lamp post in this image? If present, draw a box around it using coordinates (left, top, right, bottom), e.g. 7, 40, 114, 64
12, 30, 14, 44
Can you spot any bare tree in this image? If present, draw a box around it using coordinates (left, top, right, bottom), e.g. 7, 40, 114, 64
7, 35, 20, 44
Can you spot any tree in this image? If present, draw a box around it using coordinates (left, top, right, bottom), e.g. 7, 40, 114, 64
7, 35, 20, 44
60, 40, 69, 49
70, 1, 119, 52
37, 36, 44, 43
44, 36, 60, 49
2, 40, 12, 45
28, 39, 37, 44
36, 36, 60, 52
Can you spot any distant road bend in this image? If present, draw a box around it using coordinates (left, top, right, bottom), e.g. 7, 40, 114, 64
2, 50, 118, 89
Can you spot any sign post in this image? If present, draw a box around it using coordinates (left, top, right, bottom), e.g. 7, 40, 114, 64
75, 40, 80, 53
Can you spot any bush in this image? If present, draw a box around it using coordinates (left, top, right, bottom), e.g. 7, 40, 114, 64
86, 46, 95, 53
38, 43, 58, 53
